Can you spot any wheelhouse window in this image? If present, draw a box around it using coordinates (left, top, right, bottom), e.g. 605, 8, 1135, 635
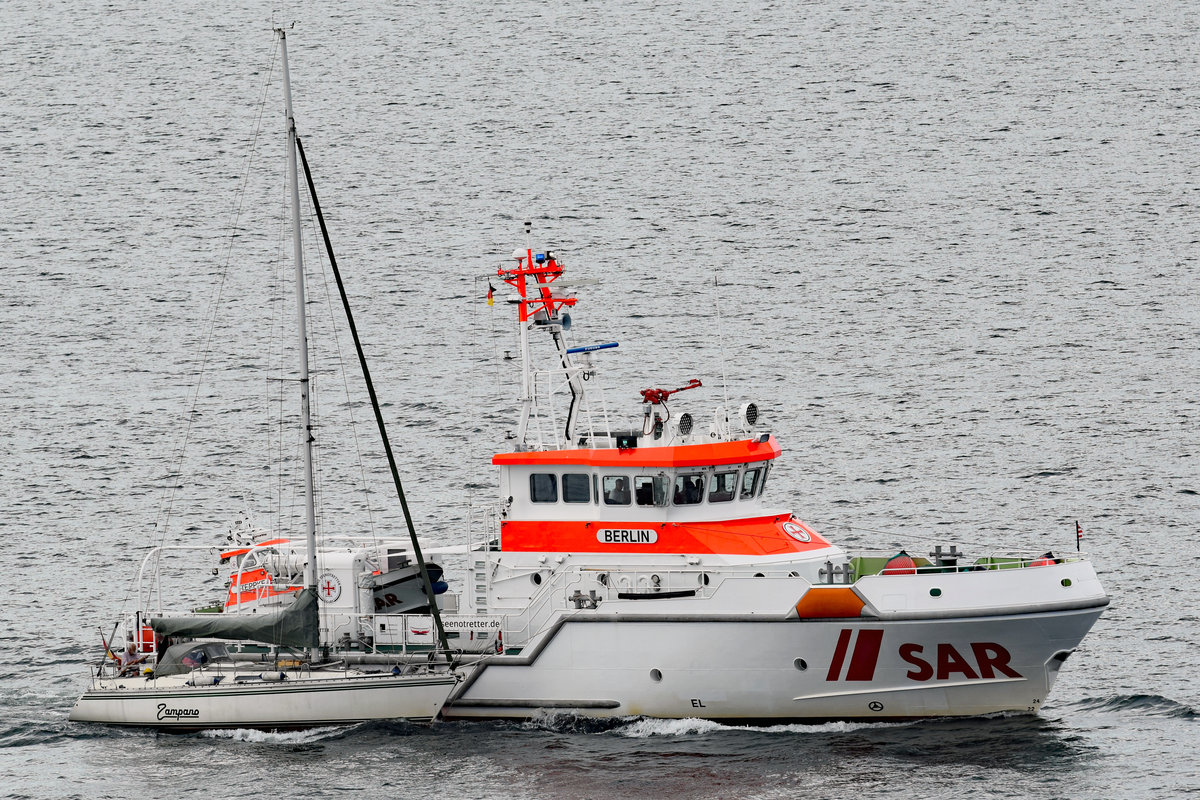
673, 473, 705, 505
634, 475, 667, 506
757, 463, 770, 496
741, 467, 762, 500
530, 473, 558, 503
562, 473, 591, 504
602, 475, 631, 505
708, 471, 738, 503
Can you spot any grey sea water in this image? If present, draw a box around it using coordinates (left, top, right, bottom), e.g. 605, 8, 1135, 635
2, 1, 1197, 798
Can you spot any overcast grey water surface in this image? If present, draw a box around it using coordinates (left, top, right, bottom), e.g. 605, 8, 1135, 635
3, 1, 1198, 798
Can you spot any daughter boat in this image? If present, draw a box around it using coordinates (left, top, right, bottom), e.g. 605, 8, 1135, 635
211, 226, 1109, 723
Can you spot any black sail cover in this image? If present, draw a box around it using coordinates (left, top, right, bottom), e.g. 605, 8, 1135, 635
149, 587, 319, 649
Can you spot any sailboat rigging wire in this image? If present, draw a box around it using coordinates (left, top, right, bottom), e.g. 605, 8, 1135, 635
470, 271, 507, 545
132, 42, 283, 626
713, 271, 730, 413
299, 191, 327, 549
268, 175, 292, 535
303, 190, 382, 548
294, 135, 452, 656
153, 41, 281, 538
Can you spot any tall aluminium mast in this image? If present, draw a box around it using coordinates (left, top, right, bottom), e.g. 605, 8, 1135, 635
277, 29, 319, 601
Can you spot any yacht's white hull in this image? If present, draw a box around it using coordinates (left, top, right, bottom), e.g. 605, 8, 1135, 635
69, 671, 458, 731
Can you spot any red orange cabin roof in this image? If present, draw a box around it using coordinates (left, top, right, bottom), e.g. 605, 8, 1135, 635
493, 436, 781, 468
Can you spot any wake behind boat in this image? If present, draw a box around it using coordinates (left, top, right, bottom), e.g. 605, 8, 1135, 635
69, 29, 456, 732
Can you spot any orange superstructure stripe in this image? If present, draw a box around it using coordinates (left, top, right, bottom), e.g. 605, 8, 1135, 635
499, 515, 829, 556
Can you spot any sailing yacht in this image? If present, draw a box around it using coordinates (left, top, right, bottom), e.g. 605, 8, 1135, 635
68, 29, 457, 731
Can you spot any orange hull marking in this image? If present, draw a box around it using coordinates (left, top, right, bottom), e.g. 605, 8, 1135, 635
224, 566, 300, 608
794, 587, 866, 619
225, 585, 300, 608
500, 515, 830, 556
493, 436, 781, 468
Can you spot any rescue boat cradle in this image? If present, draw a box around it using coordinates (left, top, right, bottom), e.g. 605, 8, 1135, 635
110, 231, 1108, 725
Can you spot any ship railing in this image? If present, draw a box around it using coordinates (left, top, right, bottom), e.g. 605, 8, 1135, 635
524, 363, 614, 451
502, 568, 591, 647
466, 502, 502, 614
303, 605, 502, 659
97, 544, 241, 668
841, 547, 1092, 581
132, 545, 228, 618
467, 501, 502, 553
501, 551, 1091, 642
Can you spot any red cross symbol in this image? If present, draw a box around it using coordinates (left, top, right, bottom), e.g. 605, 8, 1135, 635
321, 578, 338, 597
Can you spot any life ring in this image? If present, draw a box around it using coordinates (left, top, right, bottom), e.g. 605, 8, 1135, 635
781, 521, 811, 543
